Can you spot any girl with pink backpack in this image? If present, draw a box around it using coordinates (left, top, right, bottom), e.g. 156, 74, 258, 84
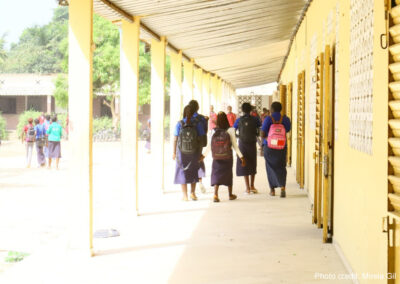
261, 102, 291, 197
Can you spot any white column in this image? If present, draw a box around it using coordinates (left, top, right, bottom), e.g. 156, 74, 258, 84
170, 50, 183, 144
68, 0, 94, 253
120, 18, 140, 216
150, 37, 166, 191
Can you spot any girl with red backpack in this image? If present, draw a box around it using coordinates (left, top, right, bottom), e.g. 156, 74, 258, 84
261, 102, 291, 197
200, 112, 245, 202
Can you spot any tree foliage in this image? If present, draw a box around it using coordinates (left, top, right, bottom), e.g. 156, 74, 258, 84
0, 6, 170, 115
1, 7, 68, 73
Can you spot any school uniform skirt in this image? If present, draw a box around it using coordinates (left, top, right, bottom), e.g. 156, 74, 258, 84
48, 141, 61, 159
236, 140, 257, 176
198, 149, 206, 178
211, 157, 233, 186
263, 145, 287, 189
174, 148, 200, 185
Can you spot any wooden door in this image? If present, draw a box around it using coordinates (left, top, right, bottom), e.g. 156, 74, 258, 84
313, 54, 324, 227
287, 83, 293, 166
322, 45, 334, 243
387, 1, 400, 282
296, 71, 306, 189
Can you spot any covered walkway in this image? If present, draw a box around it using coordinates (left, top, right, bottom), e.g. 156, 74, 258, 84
0, 140, 350, 283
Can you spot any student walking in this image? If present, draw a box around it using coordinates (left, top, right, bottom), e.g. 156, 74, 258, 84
209, 105, 217, 133
22, 118, 36, 168
226, 105, 237, 127
34, 118, 46, 167
43, 114, 51, 160
46, 115, 63, 169
173, 105, 205, 201
234, 103, 261, 194
201, 112, 245, 202
260, 108, 270, 123
189, 100, 208, 194
261, 102, 291, 197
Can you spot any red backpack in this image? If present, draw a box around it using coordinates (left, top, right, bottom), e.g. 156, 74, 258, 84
267, 116, 286, 150
211, 129, 232, 160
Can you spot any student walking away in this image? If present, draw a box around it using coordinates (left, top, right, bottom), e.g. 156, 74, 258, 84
46, 115, 63, 170
234, 103, 261, 194
22, 118, 36, 168
261, 102, 291, 197
189, 100, 208, 194
250, 106, 260, 119
200, 111, 245, 202
144, 119, 151, 154
34, 118, 46, 167
260, 108, 270, 123
173, 105, 205, 201
43, 114, 51, 159
226, 105, 237, 127
209, 105, 217, 133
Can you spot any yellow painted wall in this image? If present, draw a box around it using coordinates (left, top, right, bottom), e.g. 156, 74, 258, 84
280, 0, 388, 282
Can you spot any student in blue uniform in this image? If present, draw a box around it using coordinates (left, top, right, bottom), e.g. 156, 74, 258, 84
189, 100, 209, 193
173, 105, 205, 201
261, 101, 291, 197
234, 103, 261, 194
201, 111, 245, 202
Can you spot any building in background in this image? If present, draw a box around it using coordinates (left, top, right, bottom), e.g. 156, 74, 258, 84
0, 74, 112, 130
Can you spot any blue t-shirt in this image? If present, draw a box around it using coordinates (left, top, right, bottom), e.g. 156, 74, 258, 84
261, 112, 291, 145
233, 114, 262, 129
193, 112, 208, 133
174, 117, 206, 137
34, 124, 46, 139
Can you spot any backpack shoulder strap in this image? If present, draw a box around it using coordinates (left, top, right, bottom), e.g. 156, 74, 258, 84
278, 115, 283, 124
270, 116, 276, 124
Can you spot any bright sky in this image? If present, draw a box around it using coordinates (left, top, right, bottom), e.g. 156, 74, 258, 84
0, 0, 58, 48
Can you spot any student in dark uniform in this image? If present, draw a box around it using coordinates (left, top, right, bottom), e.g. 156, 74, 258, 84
173, 105, 205, 201
201, 112, 245, 202
261, 102, 291, 197
189, 100, 209, 193
234, 103, 261, 194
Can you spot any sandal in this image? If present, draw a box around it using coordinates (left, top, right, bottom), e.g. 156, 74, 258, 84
182, 196, 189, 202
229, 194, 237, 201
213, 196, 220, 203
250, 188, 258, 194
269, 189, 275, 196
190, 193, 198, 201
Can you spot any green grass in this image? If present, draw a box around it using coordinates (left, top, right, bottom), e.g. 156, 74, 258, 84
4, 251, 29, 263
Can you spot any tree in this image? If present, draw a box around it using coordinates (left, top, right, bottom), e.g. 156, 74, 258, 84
92, 14, 120, 129
0, 34, 7, 67
53, 74, 68, 109
0, 7, 68, 73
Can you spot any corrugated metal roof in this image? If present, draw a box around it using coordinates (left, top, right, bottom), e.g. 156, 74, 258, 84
93, 0, 308, 89
0, 74, 57, 96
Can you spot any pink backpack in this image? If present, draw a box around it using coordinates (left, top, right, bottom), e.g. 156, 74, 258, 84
267, 116, 286, 150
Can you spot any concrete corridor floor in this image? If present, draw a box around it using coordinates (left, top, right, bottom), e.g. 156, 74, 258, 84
0, 142, 351, 284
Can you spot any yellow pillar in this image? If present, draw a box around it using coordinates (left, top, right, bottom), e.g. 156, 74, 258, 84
120, 18, 140, 215
202, 72, 211, 115
210, 75, 218, 109
194, 67, 203, 111
216, 78, 223, 111
183, 59, 194, 106
169, 50, 183, 144
150, 37, 166, 191
68, 0, 93, 253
